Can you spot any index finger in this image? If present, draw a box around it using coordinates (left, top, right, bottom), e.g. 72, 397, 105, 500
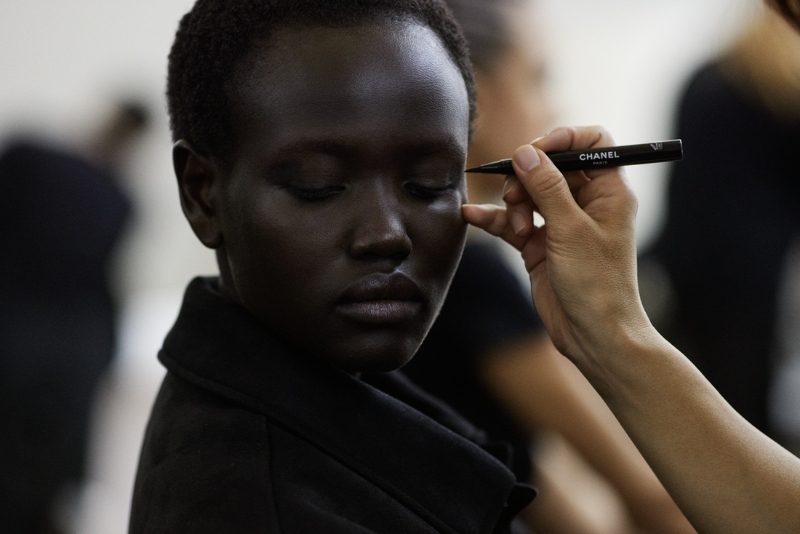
532, 125, 616, 154
504, 126, 618, 204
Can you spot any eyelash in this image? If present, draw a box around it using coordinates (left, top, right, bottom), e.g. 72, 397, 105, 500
284, 185, 345, 201
404, 182, 455, 199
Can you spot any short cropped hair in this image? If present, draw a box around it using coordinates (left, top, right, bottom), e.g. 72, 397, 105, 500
167, 0, 476, 161
444, 0, 519, 73
768, 0, 800, 29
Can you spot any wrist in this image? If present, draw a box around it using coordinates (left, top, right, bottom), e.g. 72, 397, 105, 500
570, 308, 667, 399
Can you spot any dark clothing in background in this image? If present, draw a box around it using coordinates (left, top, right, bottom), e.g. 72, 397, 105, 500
0, 139, 132, 532
404, 242, 545, 484
130, 277, 535, 534
650, 61, 800, 437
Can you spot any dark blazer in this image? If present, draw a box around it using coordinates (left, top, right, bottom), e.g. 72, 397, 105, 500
130, 278, 534, 533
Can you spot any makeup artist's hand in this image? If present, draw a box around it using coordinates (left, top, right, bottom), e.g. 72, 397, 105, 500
462, 125, 653, 367
464, 126, 800, 534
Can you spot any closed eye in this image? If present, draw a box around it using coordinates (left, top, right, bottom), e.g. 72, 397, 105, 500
403, 181, 456, 199
282, 184, 346, 201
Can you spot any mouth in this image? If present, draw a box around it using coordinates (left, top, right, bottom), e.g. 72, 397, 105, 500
336, 272, 424, 325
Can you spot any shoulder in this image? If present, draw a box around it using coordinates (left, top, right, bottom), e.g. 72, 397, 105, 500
130, 373, 281, 533
436, 242, 540, 333
675, 61, 756, 135
446, 243, 532, 308
130, 373, 457, 534
680, 62, 731, 100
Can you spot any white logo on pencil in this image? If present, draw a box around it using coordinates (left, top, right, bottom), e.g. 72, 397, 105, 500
650, 143, 663, 150
579, 151, 619, 161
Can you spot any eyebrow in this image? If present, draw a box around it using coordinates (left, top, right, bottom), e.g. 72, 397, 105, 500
266, 136, 466, 164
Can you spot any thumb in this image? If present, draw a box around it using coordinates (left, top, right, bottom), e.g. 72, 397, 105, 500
511, 144, 580, 228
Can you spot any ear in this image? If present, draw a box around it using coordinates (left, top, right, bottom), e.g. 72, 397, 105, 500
173, 140, 223, 249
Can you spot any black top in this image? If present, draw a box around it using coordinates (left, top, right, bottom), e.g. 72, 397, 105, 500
130, 277, 535, 534
0, 139, 131, 300
404, 242, 544, 483
0, 139, 132, 529
650, 61, 800, 436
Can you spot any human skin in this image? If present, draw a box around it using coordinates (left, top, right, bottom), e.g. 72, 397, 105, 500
466, 0, 555, 204
173, 20, 470, 373
461, 3, 691, 531
769, 0, 800, 28
463, 125, 800, 533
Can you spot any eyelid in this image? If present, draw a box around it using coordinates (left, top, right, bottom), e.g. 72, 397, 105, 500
407, 180, 454, 190
403, 180, 456, 199
405, 163, 462, 186
281, 183, 346, 201
265, 155, 346, 185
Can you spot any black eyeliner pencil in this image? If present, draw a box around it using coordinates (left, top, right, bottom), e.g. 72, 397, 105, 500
465, 139, 683, 174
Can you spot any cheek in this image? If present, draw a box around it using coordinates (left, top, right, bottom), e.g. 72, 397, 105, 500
228, 201, 336, 302
413, 195, 468, 280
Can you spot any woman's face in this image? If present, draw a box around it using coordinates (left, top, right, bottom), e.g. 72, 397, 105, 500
211, 21, 470, 372
770, 0, 800, 28
470, 3, 555, 166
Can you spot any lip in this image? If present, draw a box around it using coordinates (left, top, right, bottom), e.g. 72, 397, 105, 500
336, 272, 424, 324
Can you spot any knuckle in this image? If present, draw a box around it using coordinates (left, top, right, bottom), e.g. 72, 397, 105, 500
532, 167, 567, 199
585, 125, 613, 148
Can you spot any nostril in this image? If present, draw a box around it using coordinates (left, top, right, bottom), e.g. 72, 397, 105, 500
350, 220, 412, 261
351, 234, 412, 260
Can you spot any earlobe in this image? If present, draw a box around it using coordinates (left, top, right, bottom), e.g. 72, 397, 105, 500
173, 140, 223, 249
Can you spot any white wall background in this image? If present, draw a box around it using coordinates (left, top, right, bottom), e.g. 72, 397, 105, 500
0, 0, 214, 301
0, 1, 762, 532
0, 0, 758, 299
538, 0, 758, 248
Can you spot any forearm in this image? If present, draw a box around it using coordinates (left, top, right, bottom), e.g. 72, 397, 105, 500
481, 336, 690, 531
538, 354, 676, 517
500, 344, 660, 493
577, 324, 800, 533
464, 127, 800, 532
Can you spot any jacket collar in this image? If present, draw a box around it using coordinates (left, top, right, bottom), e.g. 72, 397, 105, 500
158, 277, 532, 534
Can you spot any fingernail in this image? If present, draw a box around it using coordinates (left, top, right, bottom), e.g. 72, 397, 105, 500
511, 211, 528, 235
503, 178, 514, 196
515, 144, 541, 172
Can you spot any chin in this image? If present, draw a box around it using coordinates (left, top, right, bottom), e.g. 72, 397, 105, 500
334, 350, 414, 374
324, 327, 428, 374
327, 336, 422, 374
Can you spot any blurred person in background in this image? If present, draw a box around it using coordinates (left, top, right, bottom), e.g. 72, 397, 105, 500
403, 0, 693, 532
771, 236, 800, 455
647, 5, 800, 441
457, 0, 800, 530
0, 100, 149, 534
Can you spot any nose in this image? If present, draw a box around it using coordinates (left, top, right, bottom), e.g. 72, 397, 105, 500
349, 184, 412, 262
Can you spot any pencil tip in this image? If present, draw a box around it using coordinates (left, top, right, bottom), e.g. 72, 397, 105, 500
464, 167, 480, 173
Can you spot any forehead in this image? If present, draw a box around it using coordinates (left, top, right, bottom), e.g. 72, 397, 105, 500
227, 19, 470, 160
